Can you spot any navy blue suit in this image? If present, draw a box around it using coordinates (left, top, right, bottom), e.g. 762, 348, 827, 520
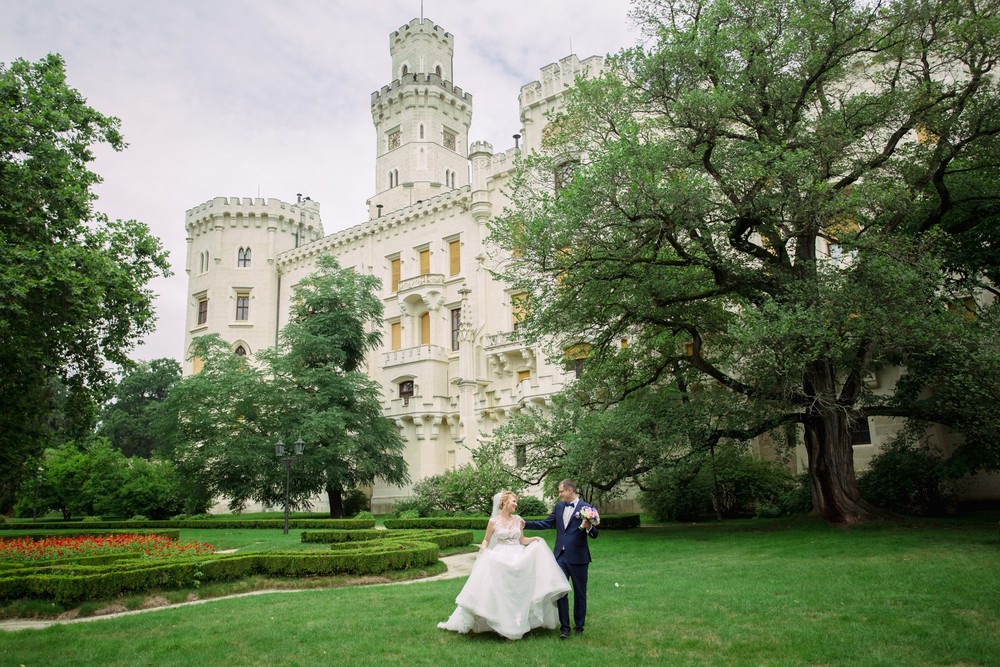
524, 500, 598, 632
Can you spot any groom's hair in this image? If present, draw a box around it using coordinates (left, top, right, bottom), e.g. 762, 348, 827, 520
560, 479, 576, 492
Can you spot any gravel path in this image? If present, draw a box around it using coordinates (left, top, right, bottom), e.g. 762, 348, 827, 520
0, 551, 477, 633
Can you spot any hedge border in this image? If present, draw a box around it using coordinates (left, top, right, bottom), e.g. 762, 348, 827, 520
0, 519, 374, 531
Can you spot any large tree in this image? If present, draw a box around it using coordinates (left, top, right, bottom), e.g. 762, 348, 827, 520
491, 0, 1000, 523
164, 256, 408, 517
98, 358, 182, 458
0, 55, 171, 510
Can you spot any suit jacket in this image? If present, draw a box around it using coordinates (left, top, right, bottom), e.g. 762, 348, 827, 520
523, 500, 598, 565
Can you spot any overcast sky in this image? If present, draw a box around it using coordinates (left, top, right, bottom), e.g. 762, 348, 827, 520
1, 1, 640, 365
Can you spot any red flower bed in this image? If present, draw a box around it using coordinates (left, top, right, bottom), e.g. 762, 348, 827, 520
0, 534, 215, 562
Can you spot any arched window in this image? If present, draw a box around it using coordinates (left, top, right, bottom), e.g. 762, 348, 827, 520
420, 124, 425, 139
399, 380, 414, 405
234, 345, 247, 356
401, 64, 408, 77
445, 169, 451, 187
388, 171, 394, 188
435, 65, 442, 78
238, 247, 251, 268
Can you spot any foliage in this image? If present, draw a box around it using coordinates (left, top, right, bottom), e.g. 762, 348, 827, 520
98, 358, 181, 458
491, 0, 1000, 524
639, 443, 800, 522
0, 54, 171, 511
13, 440, 188, 521
514, 495, 550, 516
407, 440, 525, 515
858, 439, 958, 516
162, 256, 408, 517
341, 488, 371, 517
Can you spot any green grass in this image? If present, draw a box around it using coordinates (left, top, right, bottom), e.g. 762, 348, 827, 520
2, 518, 999, 666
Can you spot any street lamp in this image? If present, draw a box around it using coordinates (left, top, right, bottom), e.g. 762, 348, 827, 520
275, 437, 304, 535
32, 466, 44, 523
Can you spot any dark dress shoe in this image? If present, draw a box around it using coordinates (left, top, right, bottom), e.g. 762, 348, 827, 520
559, 629, 570, 639
574, 628, 584, 635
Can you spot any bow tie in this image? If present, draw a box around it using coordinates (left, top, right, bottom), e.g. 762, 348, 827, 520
566, 503, 575, 509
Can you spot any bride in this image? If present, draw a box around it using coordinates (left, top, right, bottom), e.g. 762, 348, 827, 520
438, 490, 571, 640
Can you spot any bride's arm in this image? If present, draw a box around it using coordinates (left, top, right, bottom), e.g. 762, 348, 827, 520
480, 519, 496, 551
517, 516, 544, 545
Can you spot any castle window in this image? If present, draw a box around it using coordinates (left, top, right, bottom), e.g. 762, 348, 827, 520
517, 369, 531, 384
401, 65, 408, 77
511, 292, 529, 332
850, 417, 872, 446
419, 248, 430, 275
390, 257, 401, 292
451, 307, 461, 351
237, 247, 251, 268
420, 124, 425, 139
197, 297, 209, 326
443, 130, 456, 151
555, 160, 579, 193
234, 345, 247, 357
399, 380, 414, 405
235, 292, 250, 321
435, 65, 442, 78
565, 343, 591, 379
448, 239, 461, 275
445, 169, 451, 187
388, 171, 395, 188
419, 312, 431, 345
390, 321, 401, 351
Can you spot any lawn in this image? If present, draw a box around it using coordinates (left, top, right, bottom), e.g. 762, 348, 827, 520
1, 517, 998, 666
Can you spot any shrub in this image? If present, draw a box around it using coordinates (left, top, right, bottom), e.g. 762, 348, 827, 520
342, 488, 370, 517
515, 496, 550, 517
392, 498, 433, 518
858, 440, 957, 516
353, 511, 374, 520
641, 446, 799, 521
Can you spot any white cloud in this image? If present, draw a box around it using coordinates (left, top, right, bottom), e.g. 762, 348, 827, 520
0, 0, 639, 364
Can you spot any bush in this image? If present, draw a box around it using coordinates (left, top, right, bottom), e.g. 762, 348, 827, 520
353, 511, 374, 521
392, 498, 434, 518
858, 440, 957, 516
514, 496, 550, 517
342, 488, 370, 517
641, 446, 799, 521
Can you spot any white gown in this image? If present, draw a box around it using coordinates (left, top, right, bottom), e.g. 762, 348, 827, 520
438, 515, 571, 640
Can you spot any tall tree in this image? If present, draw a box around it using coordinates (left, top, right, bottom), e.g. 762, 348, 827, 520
98, 358, 182, 458
492, 0, 1000, 523
0, 54, 171, 509
164, 256, 408, 517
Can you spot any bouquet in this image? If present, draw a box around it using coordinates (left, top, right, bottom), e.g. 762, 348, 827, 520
576, 506, 600, 530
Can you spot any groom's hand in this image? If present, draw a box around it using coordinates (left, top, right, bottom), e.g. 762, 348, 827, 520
582, 519, 592, 530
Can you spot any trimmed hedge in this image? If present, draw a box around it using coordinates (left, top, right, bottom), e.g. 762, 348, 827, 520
301, 529, 384, 543
322, 529, 474, 551
0, 519, 374, 531
0, 542, 440, 602
384, 514, 642, 530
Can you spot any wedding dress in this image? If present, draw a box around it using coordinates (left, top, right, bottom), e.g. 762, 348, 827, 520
437, 515, 571, 640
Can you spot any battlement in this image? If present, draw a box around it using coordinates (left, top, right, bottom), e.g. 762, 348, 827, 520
519, 54, 604, 109
372, 72, 472, 106
185, 196, 323, 238
390, 18, 453, 48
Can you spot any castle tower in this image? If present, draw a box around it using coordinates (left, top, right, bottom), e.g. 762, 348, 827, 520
367, 18, 473, 218
182, 196, 323, 374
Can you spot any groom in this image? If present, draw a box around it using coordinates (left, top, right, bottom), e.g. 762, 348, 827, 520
523, 478, 598, 639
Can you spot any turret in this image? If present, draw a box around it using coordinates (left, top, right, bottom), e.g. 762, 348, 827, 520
367, 18, 473, 219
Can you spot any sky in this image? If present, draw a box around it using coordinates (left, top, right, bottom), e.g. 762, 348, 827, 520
1, 1, 641, 365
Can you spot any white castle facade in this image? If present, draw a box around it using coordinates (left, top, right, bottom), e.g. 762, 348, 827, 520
183, 17, 604, 512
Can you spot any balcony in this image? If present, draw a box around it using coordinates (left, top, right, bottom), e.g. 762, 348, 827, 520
398, 273, 445, 292
383, 344, 451, 368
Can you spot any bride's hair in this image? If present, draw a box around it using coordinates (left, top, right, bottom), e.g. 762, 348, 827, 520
498, 490, 517, 511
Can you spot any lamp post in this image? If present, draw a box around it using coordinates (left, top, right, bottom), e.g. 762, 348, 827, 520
32, 466, 44, 523
275, 437, 304, 535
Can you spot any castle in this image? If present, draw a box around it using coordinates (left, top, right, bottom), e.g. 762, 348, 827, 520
183, 17, 604, 512
182, 16, 999, 513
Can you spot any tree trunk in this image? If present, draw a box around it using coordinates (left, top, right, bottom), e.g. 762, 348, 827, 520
802, 405, 878, 524
801, 360, 885, 525
327, 485, 344, 518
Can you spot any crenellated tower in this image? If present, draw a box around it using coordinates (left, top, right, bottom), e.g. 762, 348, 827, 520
182, 196, 323, 374
367, 18, 473, 219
